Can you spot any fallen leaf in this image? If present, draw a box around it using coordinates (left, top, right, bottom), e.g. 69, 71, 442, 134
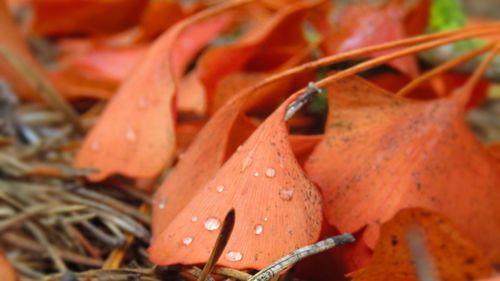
305, 75, 500, 262
294, 223, 372, 281
151, 99, 257, 236
149, 87, 322, 270
320, 0, 429, 77
50, 46, 146, 100
30, 0, 148, 35
0, 251, 16, 281
138, 0, 186, 40
177, 70, 207, 115
350, 208, 493, 281
151, 67, 312, 237
74, 2, 242, 181
194, 0, 320, 111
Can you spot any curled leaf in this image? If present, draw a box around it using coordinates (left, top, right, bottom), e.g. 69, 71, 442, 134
150, 89, 322, 269
31, 0, 148, 35
74, 2, 242, 181
305, 76, 500, 261
0, 251, 16, 281
351, 208, 493, 281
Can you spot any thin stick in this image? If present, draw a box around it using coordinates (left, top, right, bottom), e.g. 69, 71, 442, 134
397, 42, 495, 97
248, 233, 355, 281
458, 43, 500, 103
245, 24, 500, 98
2, 233, 103, 267
25, 222, 67, 272
284, 82, 320, 121
102, 203, 148, 269
213, 267, 252, 280
0, 204, 52, 232
0, 44, 84, 132
197, 209, 236, 281
314, 31, 500, 90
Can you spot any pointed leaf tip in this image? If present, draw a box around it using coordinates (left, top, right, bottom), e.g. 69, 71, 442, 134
150, 90, 323, 270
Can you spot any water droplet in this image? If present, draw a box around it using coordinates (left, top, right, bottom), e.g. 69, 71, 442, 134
90, 141, 100, 151
254, 172, 259, 177
126, 128, 137, 142
265, 168, 276, 178
216, 185, 225, 193
279, 187, 294, 201
182, 237, 193, 245
204, 217, 221, 231
242, 157, 252, 171
255, 224, 263, 235
226, 251, 243, 262
158, 197, 167, 209
263, 217, 268, 222
241, 144, 257, 171
237, 145, 243, 152
191, 216, 198, 222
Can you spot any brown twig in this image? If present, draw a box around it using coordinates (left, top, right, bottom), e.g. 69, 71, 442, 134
397, 42, 496, 97
197, 209, 236, 281
0, 44, 84, 133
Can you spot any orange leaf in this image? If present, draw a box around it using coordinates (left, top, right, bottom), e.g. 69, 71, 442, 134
177, 70, 207, 115
151, 68, 312, 237
0, 251, 16, 281
294, 222, 372, 281
320, 0, 427, 78
74, 2, 242, 181
149, 89, 322, 270
151, 100, 257, 236
305, 76, 500, 262
487, 143, 500, 162
51, 46, 146, 100
138, 0, 186, 40
30, 0, 148, 36
194, 0, 319, 109
350, 208, 493, 281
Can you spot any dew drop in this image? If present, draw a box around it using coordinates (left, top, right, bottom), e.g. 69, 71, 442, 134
216, 185, 225, 193
242, 157, 252, 171
182, 237, 193, 245
254, 172, 259, 177
226, 251, 243, 262
126, 128, 137, 142
265, 168, 276, 178
158, 197, 167, 209
204, 217, 221, 231
237, 145, 243, 152
263, 217, 269, 222
255, 224, 263, 235
191, 216, 198, 222
90, 141, 100, 151
279, 187, 294, 201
